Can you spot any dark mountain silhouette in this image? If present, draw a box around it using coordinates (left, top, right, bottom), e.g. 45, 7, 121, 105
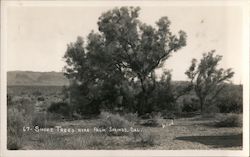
7, 71, 69, 86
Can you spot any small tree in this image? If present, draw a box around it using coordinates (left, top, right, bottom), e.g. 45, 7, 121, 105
185, 50, 234, 113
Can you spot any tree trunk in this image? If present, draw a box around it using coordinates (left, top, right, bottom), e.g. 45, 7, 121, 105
199, 97, 204, 114
138, 76, 147, 115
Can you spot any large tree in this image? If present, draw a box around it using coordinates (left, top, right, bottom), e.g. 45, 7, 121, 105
185, 50, 234, 113
63, 7, 187, 115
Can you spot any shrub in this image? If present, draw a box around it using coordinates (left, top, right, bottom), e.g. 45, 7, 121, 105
7, 107, 24, 150
19, 100, 35, 125
140, 113, 151, 119
181, 97, 199, 112
202, 105, 220, 118
214, 114, 242, 127
215, 84, 243, 113
8, 136, 21, 150
65, 84, 101, 116
85, 134, 106, 149
10, 97, 35, 119
46, 112, 64, 121
132, 131, 158, 147
47, 102, 71, 118
32, 113, 47, 128
140, 112, 164, 127
123, 112, 139, 124
141, 119, 159, 127
32, 91, 42, 96
7, 96, 37, 150
98, 111, 132, 136
37, 96, 45, 101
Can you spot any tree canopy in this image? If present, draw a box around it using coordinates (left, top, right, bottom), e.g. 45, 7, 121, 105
185, 50, 234, 113
63, 7, 187, 115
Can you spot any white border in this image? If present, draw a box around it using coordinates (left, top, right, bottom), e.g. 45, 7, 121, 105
1, 1, 249, 157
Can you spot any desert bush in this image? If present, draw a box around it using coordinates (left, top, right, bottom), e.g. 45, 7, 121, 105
202, 104, 220, 118
47, 102, 71, 117
32, 91, 42, 96
7, 96, 36, 150
140, 113, 151, 119
32, 113, 47, 128
64, 83, 101, 116
98, 111, 132, 136
215, 84, 243, 113
214, 114, 242, 127
46, 112, 65, 121
85, 134, 107, 149
37, 96, 45, 101
11, 97, 35, 114
7, 107, 25, 150
123, 112, 139, 124
132, 131, 158, 147
140, 112, 164, 127
8, 97, 35, 126
7, 136, 21, 150
181, 97, 199, 112
140, 119, 159, 127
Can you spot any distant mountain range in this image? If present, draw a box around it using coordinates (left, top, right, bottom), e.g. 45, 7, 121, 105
7, 71, 189, 87
7, 70, 241, 87
7, 71, 69, 86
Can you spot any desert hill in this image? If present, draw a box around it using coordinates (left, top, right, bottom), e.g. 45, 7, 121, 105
7, 71, 69, 86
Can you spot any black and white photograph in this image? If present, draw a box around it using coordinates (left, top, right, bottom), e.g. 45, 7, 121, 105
0, 0, 249, 156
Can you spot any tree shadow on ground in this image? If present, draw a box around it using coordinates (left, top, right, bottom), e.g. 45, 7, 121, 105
175, 134, 242, 148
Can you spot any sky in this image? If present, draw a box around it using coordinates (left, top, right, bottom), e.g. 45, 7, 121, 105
6, 5, 243, 84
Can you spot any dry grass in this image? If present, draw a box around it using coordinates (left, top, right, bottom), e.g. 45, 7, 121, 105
214, 113, 242, 127
7, 107, 25, 150
98, 111, 132, 136
131, 130, 159, 147
123, 112, 139, 125
7, 86, 243, 150
16, 113, 242, 150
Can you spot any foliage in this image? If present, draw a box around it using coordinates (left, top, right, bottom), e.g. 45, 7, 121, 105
32, 91, 42, 96
203, 104, 220, 114
140, 112, 164, 127
8, 96, 35, 125
149, 71, 175, 113
215, 84, 243, 113
7, 96, 36, 149
185, 50, 234, 113
37, 96, 45, 101
214, 114, 242, 127
201, 105, 220, 118
47, 102, 71, 117
32, 113, 47, 128
132, 130, 158, 146
123, 112, 139, 124
181, 97, 199, 112
98, 111, 132, 136
63, 6, 187, 115
141, 119, 159, 127
7, 107, 25, 150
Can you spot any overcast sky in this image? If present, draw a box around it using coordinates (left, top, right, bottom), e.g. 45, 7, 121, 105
6, 5, 243, 83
